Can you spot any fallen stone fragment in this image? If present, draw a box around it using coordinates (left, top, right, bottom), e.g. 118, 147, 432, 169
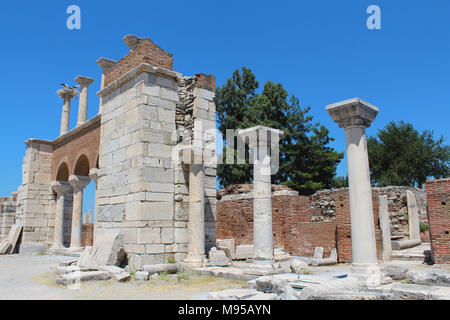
98, 265, 124, 274
391, 239, 421, 250
57, 265, 80, 276
113, 272, 131, 282
290, 260, 308, 274
232, 245, 253, 260
208, 247, 231, 266
382, 265, 409, 280
135, 271, 149, 281
244, 292, 277, 300
60, 259, 78, 267
256, 276, 287, 294
207, 289, 257, 300
149, 273, 159, 280
56, 271, 111, 286
143, 263, 178, 274
406, 270, 450, 287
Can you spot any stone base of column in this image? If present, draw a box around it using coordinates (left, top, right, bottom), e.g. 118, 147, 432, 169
181, 254, 207, 268
351, 263, 381, 287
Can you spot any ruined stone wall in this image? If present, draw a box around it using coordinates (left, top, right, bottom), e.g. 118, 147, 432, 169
0, 193, 18, 241
426, 178, 450, 264
15, 140, 56, 251
82, 223, 94, 247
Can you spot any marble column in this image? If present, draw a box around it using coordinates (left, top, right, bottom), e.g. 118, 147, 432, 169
96, 57, 116, 114
378, 195, 392, 261
75, 75, 94, 126
238, 125, 283, 261
326, 98, 380, 281
50, 181, 72, 250
179, 146, 206, 267
406, 190, 421, 241
68, 175, 91, 250
88, 168, 99, 238
57, 88, 78, 136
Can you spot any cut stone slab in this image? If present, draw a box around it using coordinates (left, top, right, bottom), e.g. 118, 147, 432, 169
135, 271, 150, 280
78, 246, 92, 267
406, 270, 450, 287
0, 241, 11, 255
389, 284, 434, 300
99, 265, 125, 274
313, 247, 324, 259
143, 263, 178, 274
208, 247, 231, 266
256, 276, 287, 294
217, 238, 235, 255
57, 271, 112, 286
244, 292, 277, 300
207, 289, 258, 300
0, 224, 23, 254
57, 265, 80, 276
430, 287, 450, 300
79, 229, 125, 268
113, 272, 131, 282
60, 259, 78, 267
232, 245, 253, 260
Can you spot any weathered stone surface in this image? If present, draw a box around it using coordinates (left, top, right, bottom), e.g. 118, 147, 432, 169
57, 271, 112, 286
256, 276, 287, 294
79, 229, 126, 268
244, 292, 277, 300
382, 265, 409, 280
98, 265, 124, 274
207, 289, 257, 300
313, 247, 324, 259
216, 238, 235, 255
143, 263, 178, 274
208, 247, 231, 266
290, 260, 308, 274
60, 259, 78, 267
113, 272, 131, 282
232, 245, 253, 260
0, 224, 22, 254
135, 271, 149, 280
391, 238, 421, 250
78, 246, 92, 267
406, 270, 450, 287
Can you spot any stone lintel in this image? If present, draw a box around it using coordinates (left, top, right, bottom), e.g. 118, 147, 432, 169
75, 75, 94, 86
96, 57, 117, 70
97, 63, 182, 98
326, 97, 379, 128
68, 175, 91, 190
51, 181, 72, 194
24, 138, 53, 147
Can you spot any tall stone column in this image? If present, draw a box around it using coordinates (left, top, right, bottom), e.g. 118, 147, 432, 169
378, 195, 392, 261
406, 190, 421, 241
75, 75, 94, 126
68, 175, 91, 250
326, 98, 379, 281
88, 168, 99, 237
96, 57, 116, 114
57, 88, 78, 136
238, 126, 283, 262
179, 146, 206, 267
50, 181, 72, 250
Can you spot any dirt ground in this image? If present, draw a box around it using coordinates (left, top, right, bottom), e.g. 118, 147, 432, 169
0, 254, 248, 300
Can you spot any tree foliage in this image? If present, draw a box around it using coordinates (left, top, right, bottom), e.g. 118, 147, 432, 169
367, 121, 450, 187
216, 67, 343, 195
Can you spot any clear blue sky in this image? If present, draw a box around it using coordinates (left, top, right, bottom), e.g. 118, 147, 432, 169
0, 1, 449, 216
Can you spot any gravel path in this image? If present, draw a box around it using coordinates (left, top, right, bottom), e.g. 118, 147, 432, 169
0, 254, 247, 300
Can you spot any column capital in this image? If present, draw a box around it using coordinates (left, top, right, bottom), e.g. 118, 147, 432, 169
51, 181, 72, 194
57, 88, 79, 100
96, 57, 116, 71
75, 75, 94, 87
88, 168, 99, 183
68, 175, 91, 191
326, 97, 379, 129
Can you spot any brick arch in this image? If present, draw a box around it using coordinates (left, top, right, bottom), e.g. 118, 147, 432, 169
73, 154, 90, 176
56, 162, 69, 181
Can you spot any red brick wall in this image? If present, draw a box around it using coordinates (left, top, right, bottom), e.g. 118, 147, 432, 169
217, 194, 338, 258
335, 189, 382, 262
426, 178, 450, 264
82, 223, 93, 247
104, 38, 173, 87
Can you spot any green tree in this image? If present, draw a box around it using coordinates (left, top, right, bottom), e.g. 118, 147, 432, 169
216, 67, 343, 195
367, 121, 450, 187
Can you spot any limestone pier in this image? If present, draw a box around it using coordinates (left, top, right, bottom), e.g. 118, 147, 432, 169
50, 181, 71, 250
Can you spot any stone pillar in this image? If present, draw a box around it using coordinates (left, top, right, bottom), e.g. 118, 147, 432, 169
50, 181, 72, 250
96, 57, 116, 114
326, 98, 379, 281
75, 75, 94, 126
88, 168, 99, 237
57, 88, 78, 136
238, 126, 283, 262
406, 190, 421, 241
378, 195, 392, 261
68, 175, 91, 250
179, 146, 206, 267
